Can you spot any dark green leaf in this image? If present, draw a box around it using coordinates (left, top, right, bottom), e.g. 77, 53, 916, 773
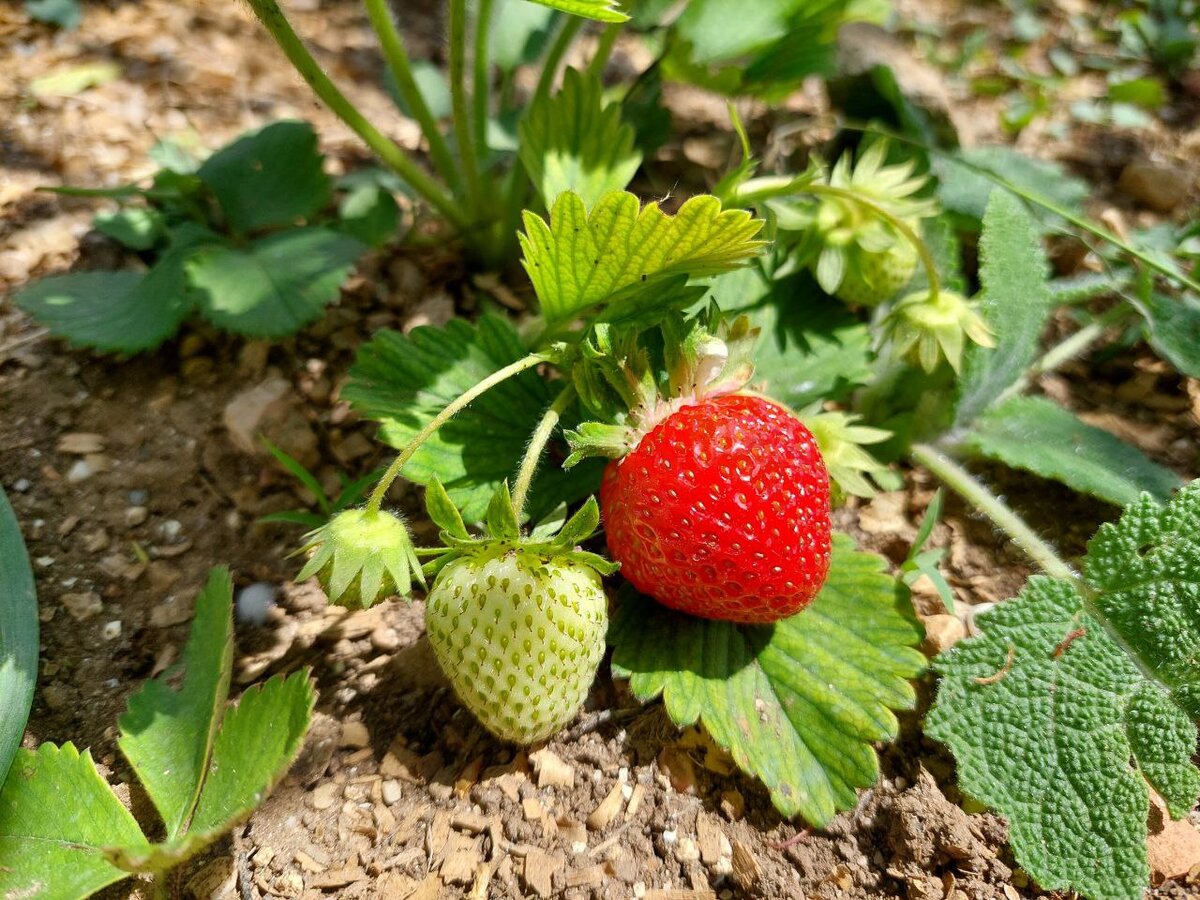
611, 535, 925, 824
187, 227, 364, 337
197, 121, 332, 234
1132, 291, 1200, 377
343, 316, 603, 522
0, 488, 37, 789
960, 395, 1181, 506
94, 207, 166, 250
118, 568, 234, 840
24, 0, 82, 28
0, 744, 145, 897
955, 190, 1051, 426
933, 146, 1089, 227
338, 184, 400, 247
12, 246, 201, 354
717, 267, 873, 408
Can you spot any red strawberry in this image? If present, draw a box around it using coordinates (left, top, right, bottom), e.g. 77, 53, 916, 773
600, 393, 831, 624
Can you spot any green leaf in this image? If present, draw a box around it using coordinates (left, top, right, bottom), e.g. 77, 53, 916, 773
24, 0, 82, 28
0, 744, 145, 899
610, 535, 926, 824
954, 189, 1051, 426
338, 184, 399, 248
94, 206, 166, 250
386, 60, 451, 121
187, 227, 365, 337
519, 68, 642, 209
12, 244, 201, 353
425, 478, 469, 540
520, 190, 764, 327
118, 568, 234, 840
109, 671, 315, 871
1133, 291, 1200, 378
0, 488, 37, 790
491, 0, 555, 70
929, 483, 1200, 900
520, 0, 628, 23
343, 316, 602, 522
717, 267, 873, 408
197, 121, 332, 234
933, 146, 1089, 227
960, 396, 1182, 507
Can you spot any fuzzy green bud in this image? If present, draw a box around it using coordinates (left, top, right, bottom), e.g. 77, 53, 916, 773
882, 289, 995, 374
297, 508, 424, 608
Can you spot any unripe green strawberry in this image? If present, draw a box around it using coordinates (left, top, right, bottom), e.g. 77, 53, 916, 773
425, 549, 608, 745
832, 237, 919, 307
297, 508, 423, 609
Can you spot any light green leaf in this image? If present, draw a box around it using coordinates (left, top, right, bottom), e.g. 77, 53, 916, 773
343, 316, 603, 522
491, 0, 555, 70
610, 535, 926, 824
960, 396, 1182, 507
118, 568, 234, 841
338, 184, 400, 248
933, 146, 1089, 227
716, 267, 873, 408
929, 481, 1200, 900
0, 744, 145, 899
520, 0, 628, 23
187, 227, 365, 337
955, 190, 1051, 426
520, 190, 764, 326
94, 206, 166, 250
13, 245, 200, 354
108, 671, 314, 872
0, 487, 37, 790
24, 0, 82, 28
197, 121, 332, 234
519, 68, 642, 209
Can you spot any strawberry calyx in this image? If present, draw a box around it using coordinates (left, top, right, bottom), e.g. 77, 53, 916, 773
422, 479, 618, 583
564, 312, 760, 465
297, 507, 426, 609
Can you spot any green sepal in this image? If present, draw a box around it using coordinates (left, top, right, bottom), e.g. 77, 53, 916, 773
565, 549, 620, 577
564, 422, 635, 467
553, 496, 601, 549
485, 483, 521, 541
297, 508, 425, 608
425, 477, 469, 540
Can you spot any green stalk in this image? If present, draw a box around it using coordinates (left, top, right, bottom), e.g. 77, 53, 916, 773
245, 0, 470, 231
909, 443, 1076, 580
586, 24, 620, 80
992, 305, 1135, 407
449, 0, 484, 215
473, 0, 495, 158
495, 14, 584, 258
363, 0, 462, 195
512, 384, 577, 522
366, 352, 548, 513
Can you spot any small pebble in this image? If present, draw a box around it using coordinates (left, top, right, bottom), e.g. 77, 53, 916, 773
66, 460, 93, 483
236, 583, 277, 626
158, 519, 183, 543
127, 489, 149, 506
369, 626, 400, 653
13, 478, 31, 493
102, 620, 122, 640
381, 780, 402, 805
124, 506, 149, 527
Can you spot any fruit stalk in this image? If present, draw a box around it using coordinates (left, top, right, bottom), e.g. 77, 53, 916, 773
512, 384, 578, 522
909, 443, 1075, 580
366, 352, 549, 513
243, 0, 470, 231
473, 0, 494, 158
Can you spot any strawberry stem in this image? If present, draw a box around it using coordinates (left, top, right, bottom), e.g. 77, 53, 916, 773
804, 184, 941, 301
366, 352, 549, 514
909, 443, 1075, 580
512, 384, 578, 524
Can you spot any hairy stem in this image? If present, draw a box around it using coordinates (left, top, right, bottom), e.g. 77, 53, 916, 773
363, 0, 462, 195
449, 0, 484, 215
244, 0, 469, 230
512, 384, 577, 523
909, 443, 1076, 580
473, 0, 495, 159
366, 353, 548, 513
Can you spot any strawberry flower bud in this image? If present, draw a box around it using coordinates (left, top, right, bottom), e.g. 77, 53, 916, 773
297, 508, 424, 609
881, 289, 995, 374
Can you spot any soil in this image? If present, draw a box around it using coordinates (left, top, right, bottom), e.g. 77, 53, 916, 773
2, 1, 1199, 899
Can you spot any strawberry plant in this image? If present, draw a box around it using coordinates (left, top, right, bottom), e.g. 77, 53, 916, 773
13, 121, 384, 353
0, 486, 37, 792
0, 569, 314, 899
